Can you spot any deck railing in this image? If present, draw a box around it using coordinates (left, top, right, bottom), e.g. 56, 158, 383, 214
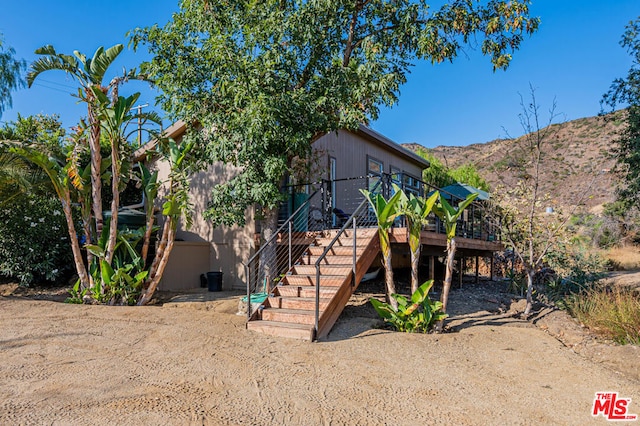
277, 173, 501, 242
244, 188, 321, 320
245, 174, 502, 320
312, 180, 379, 338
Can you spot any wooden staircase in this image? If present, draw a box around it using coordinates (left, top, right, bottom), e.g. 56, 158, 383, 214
246, 228, 380, 341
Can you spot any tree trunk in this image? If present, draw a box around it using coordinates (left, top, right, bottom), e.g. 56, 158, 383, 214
141, 213, 155, 269
258, 206, 279, 293
436, 237, 456, 332
147, 215, 171, 282
524, 268, 535, 316
138, 216, 175, 305
87, 101, 103, 240
80, 200, 95, 289
408, 226, 421, 294
104, 146, 120, 265
61, 193, 90, 291
379, 228, 397, 310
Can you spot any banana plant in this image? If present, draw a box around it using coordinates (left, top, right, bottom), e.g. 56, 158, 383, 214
360, 187, 403, 310
139, 163, 159, 267
91, 89, 162, 267
370, 280, 447, 332
432, 192, 479, 331
396, 185, 439, 293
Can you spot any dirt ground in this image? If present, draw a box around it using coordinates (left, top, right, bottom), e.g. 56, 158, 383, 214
0, 272, 638, 425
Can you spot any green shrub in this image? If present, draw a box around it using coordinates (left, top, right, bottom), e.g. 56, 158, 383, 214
0, 195, 74, 285
544, 246, 607, 303
370, 280, 447, 332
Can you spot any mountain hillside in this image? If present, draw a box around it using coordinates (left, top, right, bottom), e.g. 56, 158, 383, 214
403, 111, 625, 213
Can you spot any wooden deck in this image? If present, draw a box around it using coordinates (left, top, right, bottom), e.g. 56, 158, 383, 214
249, 227, 503, 340
389, 227, 503, 257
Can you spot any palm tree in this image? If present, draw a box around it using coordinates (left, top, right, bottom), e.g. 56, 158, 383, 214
26, 44, 127, 242
0, 151, 41, 204
432, 192, 478, 331
8, 143, 90, 289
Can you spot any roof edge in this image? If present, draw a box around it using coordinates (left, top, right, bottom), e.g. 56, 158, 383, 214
356, 124, 430, 169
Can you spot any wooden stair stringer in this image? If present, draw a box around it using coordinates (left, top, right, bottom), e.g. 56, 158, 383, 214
315, 233, 380, 340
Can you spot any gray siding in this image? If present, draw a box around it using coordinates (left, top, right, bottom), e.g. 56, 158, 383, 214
313, 129, 424, 181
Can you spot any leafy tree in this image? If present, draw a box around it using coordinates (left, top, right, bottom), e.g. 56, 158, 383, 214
450, 163, 490, 191
415, 146, 489, 190
602, 16, 640, 208
11, 43, 193, 305
27, 44, 135, 241
132, 0, 539, 237
0, 116, 73, 286
415, 147, 455, 189
0, 35, 25, 118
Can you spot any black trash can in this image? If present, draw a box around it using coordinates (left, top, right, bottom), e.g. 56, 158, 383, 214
205, 271, 223, 292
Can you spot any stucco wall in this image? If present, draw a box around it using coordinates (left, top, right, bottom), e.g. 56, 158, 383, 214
154, 159, 255, 291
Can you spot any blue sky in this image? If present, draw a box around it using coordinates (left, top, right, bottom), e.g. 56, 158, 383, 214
1, 0, 638, 148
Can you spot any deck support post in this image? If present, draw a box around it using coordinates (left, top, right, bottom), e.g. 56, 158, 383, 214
459, 257, 464, 288
429, 256, 435, 282
490, 254, 495, 281
475, 256, 479, 284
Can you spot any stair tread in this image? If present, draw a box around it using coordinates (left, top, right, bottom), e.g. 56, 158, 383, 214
269, 296, 333, 302
288, 274, 347, 278
265, 307, 315, 315
248, 320, 314, 330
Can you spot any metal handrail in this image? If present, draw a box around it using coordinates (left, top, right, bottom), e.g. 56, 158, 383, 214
312, 180, 380, 338
244, 188, 320, 320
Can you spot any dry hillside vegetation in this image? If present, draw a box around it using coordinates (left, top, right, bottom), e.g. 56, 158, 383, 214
404, 111, 624, 213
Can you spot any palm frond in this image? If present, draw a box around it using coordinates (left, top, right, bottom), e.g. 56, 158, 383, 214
88, 44, 124, 84
27, 56, 80, 87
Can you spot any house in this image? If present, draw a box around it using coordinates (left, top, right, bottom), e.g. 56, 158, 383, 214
144, 122, 431, 292
143, 122, 502, 340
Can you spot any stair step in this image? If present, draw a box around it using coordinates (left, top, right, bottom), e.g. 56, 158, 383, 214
293, 265, 353, 276
246, 320, 314, 341
306, 246, 366, 256
261, 308, 316, 325
298, 255, 358, 265
275, 285, 338, 298
323, 228, 377, 239
283, 274, 347, 287
267, 296, 331, 310
314, 237, 372, 247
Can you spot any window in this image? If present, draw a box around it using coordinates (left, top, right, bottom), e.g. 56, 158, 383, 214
367, 156, 383, 193
402, 173, 421, 197
390, 166, 401, 187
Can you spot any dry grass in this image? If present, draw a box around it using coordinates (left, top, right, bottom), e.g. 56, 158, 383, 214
605, 247, 640, 270
567, 285, 640, 345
